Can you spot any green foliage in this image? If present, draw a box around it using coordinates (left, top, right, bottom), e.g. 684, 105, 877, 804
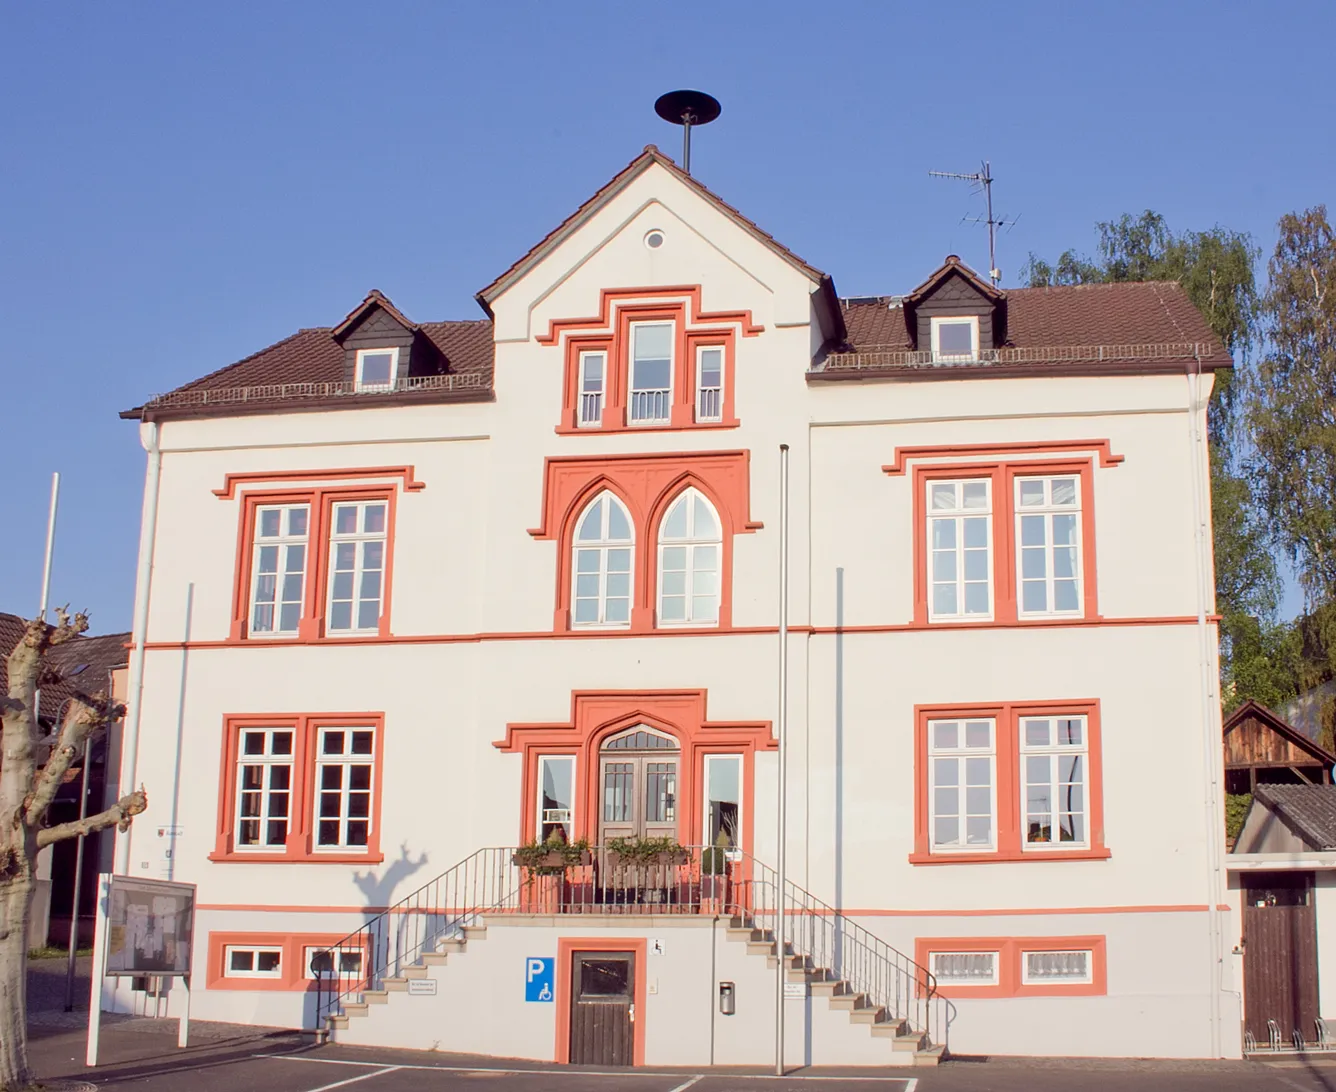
604, 835, 686, 863
513, 833, 590, 873
1248, 206, 1336, 604
1225, 793, 1253, 841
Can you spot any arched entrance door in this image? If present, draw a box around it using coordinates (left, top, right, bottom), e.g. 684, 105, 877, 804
598, 726, 680, 843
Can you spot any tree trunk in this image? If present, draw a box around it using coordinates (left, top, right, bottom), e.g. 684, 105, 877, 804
0, 871, 36, 1092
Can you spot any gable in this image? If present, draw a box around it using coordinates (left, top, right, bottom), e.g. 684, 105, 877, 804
1223, 701, 1336, 770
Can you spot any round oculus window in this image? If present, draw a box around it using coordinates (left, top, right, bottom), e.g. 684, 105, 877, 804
644, 230, 665, 249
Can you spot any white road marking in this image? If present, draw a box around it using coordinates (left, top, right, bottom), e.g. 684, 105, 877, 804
254, 1053, 916, 1086
304, 1065, 403, 1092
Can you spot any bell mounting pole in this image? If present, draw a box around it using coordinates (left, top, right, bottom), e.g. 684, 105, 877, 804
928, 160, 1020, 286
654, 90, 722, 175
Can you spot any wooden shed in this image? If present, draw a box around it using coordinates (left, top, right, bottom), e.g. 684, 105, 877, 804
1224, 699, 1336, 795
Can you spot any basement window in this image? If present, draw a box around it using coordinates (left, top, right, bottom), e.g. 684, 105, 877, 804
305, 947, 365, 979
1021, 949, 1092, 985
929, 950, 998, 986
224, 946, 283, 979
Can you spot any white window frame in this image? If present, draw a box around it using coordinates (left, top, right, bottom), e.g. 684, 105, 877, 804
248, 504, 309, 638
929, 950, 999, 986
927, 717, 997, 853
354, 347, 399, 392
930, 315, 979, 363
1021, 948, 1093, 985
695, 345, 724, 423
234, 728, 295, 853
223, 945, 284, 979
313, 725, 377, 851
656, 488, 722, 627
571, 492, 635, 628
578, 350, 606, 427
1019, 715, 1090, 851
1015, 475, 1084, 618
304, 945, 365, 980
628, 321, 674, 424
537, 755, 576, 842
926, 479, 994, 622
702, 753, 743, 858
326, 500, 388, 636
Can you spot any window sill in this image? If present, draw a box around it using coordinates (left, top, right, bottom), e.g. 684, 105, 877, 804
209, 851, 385, 865
554, 419, 740, 436
909, 848, 1110, 865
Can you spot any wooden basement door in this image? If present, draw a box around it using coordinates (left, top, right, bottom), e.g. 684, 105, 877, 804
1243, 871, 1320, 1045
568, 951, 636, 1065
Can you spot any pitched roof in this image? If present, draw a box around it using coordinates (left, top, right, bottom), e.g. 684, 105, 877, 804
1253, 783, 1336, 850
904, 255, 1005, 304
332, 289, 418, 339
827, 277, 1231, 378
123, 310, 494, 422
475, 145, 844, 340
1223, 699, 1336, 766
0, 613, 130, 727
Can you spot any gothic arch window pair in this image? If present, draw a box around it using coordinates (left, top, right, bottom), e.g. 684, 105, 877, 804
572, 488, 721, 628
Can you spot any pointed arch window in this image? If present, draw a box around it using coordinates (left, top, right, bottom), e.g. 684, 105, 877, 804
657, 489, 721, 626
572, 492, 634, 627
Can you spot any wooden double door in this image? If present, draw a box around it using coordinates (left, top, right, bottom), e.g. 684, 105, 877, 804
568, 951, 636, 1065
1243, 872, 1320, 1045
598, 727, 679, 843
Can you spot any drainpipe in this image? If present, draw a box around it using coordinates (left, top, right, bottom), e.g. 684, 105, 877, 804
114, 421, 162, 875
1186, 354, 1225, 1055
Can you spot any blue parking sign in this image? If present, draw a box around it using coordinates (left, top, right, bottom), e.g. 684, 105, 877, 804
525, 957, 554, 1002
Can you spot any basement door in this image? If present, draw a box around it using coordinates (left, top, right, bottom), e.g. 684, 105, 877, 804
568, 952, 636, 1065
1243, 871, 1320, 1045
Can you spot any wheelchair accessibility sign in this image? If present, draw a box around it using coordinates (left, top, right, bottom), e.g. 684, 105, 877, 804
525, 957, 555, 1002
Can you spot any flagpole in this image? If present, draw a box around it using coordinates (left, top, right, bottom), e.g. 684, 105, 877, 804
774, 443, 790, 1076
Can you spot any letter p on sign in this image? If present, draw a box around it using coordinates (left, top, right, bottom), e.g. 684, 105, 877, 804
525, 956, 555, 1002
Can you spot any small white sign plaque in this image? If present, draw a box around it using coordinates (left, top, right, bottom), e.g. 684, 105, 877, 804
650, 939, 666, 956
407, 978, 437, 996
783, 982, 807, 999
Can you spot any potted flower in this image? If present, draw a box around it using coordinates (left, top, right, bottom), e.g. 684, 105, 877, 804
513, 831, 592, 874
699, 829, 734, 910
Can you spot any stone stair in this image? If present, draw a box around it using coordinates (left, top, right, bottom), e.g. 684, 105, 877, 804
725, 917, 944, 1066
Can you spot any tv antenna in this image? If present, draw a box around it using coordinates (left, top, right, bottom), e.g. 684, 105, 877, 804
654, 90, 721, 176
928, 160, 1019, 286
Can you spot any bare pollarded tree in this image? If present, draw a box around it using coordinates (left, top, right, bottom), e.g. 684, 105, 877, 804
0, 610, 146, 1092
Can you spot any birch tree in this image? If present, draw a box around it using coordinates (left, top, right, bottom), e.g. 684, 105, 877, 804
0, 610, 146, 1092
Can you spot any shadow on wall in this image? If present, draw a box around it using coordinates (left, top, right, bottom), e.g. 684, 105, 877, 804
353, 842, 431, 911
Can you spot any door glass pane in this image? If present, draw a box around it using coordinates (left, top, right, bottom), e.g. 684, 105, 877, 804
645, 761, 676, 823
602, 763, 632, 823
705, 755, 741, 848
580, 959, 630, 996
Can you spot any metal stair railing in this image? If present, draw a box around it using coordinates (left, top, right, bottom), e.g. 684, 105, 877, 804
311, 843, 948, 1052
737, 855, 949, 1051
313, 847, 520, 1029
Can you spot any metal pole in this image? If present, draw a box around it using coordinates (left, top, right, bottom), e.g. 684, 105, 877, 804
63, 703, 94, 1010
38, 471, 60, 620
682, 114, 693, 175
774, 443, 790, 1076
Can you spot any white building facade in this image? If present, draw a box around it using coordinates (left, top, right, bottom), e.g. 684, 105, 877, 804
112, 146, 1238, 1064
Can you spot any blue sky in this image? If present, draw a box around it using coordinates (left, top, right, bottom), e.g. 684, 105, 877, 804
2, 1, 1329, 632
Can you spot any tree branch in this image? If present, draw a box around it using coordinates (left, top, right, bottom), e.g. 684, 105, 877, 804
36, 789, 147, 849
24, 695, 117, 826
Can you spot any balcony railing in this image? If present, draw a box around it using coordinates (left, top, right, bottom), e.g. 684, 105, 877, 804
629, 388, 670, 423
312, 844, 949, 1053
578, 391, 603, 426
696, 386, 722, 422
818, 341, 1216, 373
141, 371, 490, 411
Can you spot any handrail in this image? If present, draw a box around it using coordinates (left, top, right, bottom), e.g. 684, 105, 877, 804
312, 844, 949, 1052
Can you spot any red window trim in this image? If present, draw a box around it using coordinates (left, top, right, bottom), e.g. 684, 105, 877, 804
210, 713, 386, 864
545, 287, 754, 434
494, 689, 774, 855
527, 451, 760, 633
228, 484, 399, 642
908, 457, 1100, 627
911, 700, 1108, 865
914, 935, 1108, 998
206, 930, 372, 991
554, 937, 648, 1064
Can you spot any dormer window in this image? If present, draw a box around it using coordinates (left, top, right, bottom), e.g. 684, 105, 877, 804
354, 348, 398, 392
629, 322, 673, 424
931, 317, 978, 363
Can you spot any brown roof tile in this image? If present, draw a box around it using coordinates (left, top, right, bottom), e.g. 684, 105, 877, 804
1, 613, 130, 727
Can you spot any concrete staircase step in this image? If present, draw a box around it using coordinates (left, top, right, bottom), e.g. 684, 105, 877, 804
383, 978, 410, 992
914, 1044, 946, 1066
808, 978, 850, 997
869, 1019, 909, 1038
400, 966, 428, 980
892, 1032, 929, 1052
327, 1015, 348, 1031
342, 1002, 369, 1018
422, 952, 448, 966
463, 925, 487, 940
438, 938, 468, 953
362, 990, 389, 1005
828, 992, 869, 1010
848, 1006, 887, 1024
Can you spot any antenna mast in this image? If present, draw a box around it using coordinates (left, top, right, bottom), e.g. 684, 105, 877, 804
928, 160, 1018, 286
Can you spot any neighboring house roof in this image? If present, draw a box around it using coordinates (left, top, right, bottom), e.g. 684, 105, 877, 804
332, 289, 420, 338
1223, 699, 1336, 768
475, 145, 839, 326
903, 254, 1005, 304
0, 612, 130, 726
1251, 783, 1336, 851
827, 274, 1230, 379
